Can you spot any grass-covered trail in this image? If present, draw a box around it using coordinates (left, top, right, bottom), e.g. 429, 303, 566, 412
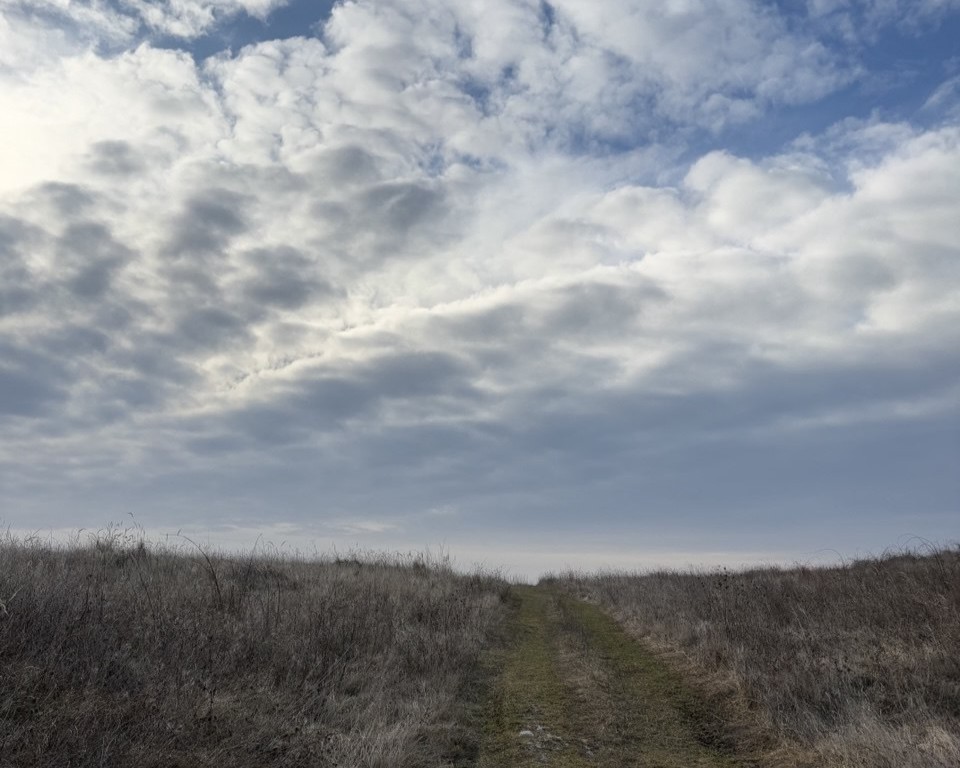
478, 585, 744, 768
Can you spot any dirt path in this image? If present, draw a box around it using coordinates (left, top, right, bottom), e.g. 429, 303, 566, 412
477, 586, 743, 767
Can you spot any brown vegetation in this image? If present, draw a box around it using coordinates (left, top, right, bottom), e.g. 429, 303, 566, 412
0, 527, 508, 767
549, 547, 960, 767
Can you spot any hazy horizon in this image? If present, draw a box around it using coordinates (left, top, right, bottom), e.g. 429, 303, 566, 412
1, 0, 958, 576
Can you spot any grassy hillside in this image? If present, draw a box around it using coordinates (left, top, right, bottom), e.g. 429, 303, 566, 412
549, 548, 960, 767
5, 528, 956, 767
0, 528, 509, 768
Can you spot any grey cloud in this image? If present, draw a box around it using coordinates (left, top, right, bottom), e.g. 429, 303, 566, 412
0, 367, 65, 418
185, 434, 248, 456
0, 209, 135, 317
1, 0, 957, 566
157, 359, 958, 540
436, 303, 527, 342
205, 354, 953, 533
86, 140, 146, 176
102, 375, 169, 409
215, 404, 305, 447
0, 212, 47, 288
114, 340, 199, 385
309, 200, 350, 226
453, 360, 954, 515
294, 350, 476, 418
0, 232, 39, 317
192, 350, 479, 452
541, 281, 663, 337
0, 281, 36, 317
68, 259, 119, 299
56, 221, 132, 300
241, 246, 335, 310
358, 181, 446, 238
425, 281, 663, 378
736, 356, 960, 424
34, 183, 97, 217
174, 306, 251, 349
39, 327, 111, 357
306, 179, 454, 270
355, 351, 476, 400
0, 343, 70, 419
289, 377, 374, 426
243, 275, 315, 310
0, 214, 33, 251
429, 305, 558, 380
310, 145, 382, 187
454, 416, 959, 542
162, 263, 225, 299
164, 189, 250, 258
89, 300, 138, 333
58, 221, 123, 254
501, 354, 960, 465
355, 421, 488, 470
209, 378, 369, 448
279, 326, 959, 501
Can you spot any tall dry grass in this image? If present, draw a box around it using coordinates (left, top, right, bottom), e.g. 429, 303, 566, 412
549, 547, 960, 768
0, 526, 509, 767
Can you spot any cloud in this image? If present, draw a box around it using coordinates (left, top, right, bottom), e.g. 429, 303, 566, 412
87, 139, 147, 176
239, 246, 334, 309
0, 351, 69, 419
0, 42, 223, 194
163, 189, 250, 258
0, 0, 957, 563
804, 0, 960, 38
0, 0, 293, 48
6, 114, 956, 458
130, 0, 293, 38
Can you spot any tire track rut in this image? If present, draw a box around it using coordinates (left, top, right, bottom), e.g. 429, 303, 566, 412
478, 586, 743, 767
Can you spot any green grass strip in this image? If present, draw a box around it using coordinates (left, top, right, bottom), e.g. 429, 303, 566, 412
478, 586, 744, 767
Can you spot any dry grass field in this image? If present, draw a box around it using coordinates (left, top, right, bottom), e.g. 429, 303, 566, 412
0, 527, 509, 768
549, 547, 960, 768
4, 527, 957, 768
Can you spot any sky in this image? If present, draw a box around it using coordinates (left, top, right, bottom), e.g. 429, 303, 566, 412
0, 0, 958, 578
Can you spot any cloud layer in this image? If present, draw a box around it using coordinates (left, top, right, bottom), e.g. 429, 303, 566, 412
1, 0, 957, 571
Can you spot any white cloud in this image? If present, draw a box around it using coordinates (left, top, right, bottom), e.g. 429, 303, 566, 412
0, 43, 224, 194
554, 0, 852, 113
128, 0, 291, 38
0, 0, 957, 552
804, 0, 960, 38
0, 0, 292, 46
923, 74, 960, 122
